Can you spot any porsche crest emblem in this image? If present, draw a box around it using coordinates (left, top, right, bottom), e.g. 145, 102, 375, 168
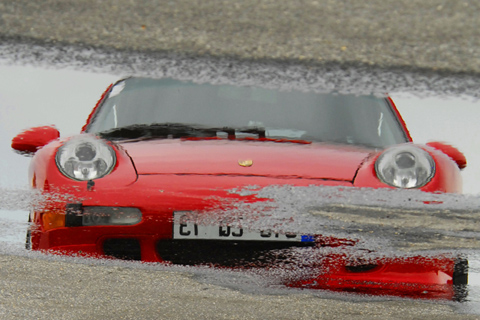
238, 159, 253, 167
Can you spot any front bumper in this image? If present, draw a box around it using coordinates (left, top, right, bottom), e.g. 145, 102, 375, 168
29, 174, 467, 300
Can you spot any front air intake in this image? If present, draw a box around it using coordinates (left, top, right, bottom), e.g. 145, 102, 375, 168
103, 238, 141, 261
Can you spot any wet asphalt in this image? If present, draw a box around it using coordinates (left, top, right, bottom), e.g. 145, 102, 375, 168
0, 1, 480, 318
0, 255, 476, 320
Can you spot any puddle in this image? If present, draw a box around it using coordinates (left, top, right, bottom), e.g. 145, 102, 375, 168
0, 62, 479, 315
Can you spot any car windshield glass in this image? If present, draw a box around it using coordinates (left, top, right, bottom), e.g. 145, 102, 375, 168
86, 78, 409, 148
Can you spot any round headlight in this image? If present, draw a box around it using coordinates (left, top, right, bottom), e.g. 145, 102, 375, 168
55, 136, 116, 181
375, 145, 435, 188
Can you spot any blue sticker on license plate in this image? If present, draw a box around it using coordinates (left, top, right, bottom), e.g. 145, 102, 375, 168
301, 235, 315, 242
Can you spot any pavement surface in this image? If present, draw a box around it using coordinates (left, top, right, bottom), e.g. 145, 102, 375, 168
0, 254, 477, 320
1, 1, 480, 319
1, 0, 479, 74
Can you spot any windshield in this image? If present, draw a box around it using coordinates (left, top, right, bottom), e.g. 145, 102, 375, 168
86, 78, 409, 148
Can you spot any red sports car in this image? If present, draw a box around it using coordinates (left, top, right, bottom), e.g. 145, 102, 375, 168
12, 77, 468, 300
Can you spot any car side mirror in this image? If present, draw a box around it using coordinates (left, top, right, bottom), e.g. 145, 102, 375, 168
11, 126, 60, 156
426, 141, 467, 170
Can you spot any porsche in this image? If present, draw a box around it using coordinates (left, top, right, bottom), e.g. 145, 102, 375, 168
12, 77, 468, 299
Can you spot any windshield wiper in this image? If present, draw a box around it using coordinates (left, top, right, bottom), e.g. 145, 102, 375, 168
97, 123, 219, 141
98, 123, 267, 141
220, 127, 266, 139
98, 123, 378, 148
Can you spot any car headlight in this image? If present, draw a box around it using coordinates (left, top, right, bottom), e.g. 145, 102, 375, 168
55, 136, 116, 181
375, 145, 435, 188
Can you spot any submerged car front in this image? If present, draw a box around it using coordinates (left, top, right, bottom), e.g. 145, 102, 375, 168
12, 77, 467, 299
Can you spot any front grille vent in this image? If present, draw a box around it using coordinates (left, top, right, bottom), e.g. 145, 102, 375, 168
103, 238, 141, 261
156, 239, 314, 267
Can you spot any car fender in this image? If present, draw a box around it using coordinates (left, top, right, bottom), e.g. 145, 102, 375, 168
353, 145, 462, 193
30, 137, 137, 193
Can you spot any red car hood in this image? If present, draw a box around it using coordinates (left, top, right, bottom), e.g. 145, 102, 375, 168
120, 139, 374, 181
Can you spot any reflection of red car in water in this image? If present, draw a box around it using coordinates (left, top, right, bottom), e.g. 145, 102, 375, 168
12, 77, 468, 300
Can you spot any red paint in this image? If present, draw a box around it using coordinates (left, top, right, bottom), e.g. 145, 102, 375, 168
387, 97, 413, 142
427, 141, 467, 170
287, 254, 461, 300
354, 144, 463, 193
81, 83, 113, 132
11, 126, 60, 155
122, 139, 372, 181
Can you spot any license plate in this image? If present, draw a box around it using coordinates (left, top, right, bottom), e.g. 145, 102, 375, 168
173, 211, 314, 242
